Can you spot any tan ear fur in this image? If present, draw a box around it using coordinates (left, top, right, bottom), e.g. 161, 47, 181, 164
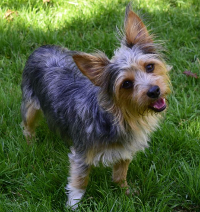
125, 6, 154, 49
73, 53, 109, 86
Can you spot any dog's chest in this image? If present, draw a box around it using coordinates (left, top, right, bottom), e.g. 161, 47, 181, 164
86, 132, 149, 166
87, 115, 160, 166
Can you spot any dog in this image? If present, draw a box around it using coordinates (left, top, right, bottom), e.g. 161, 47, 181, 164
21, 4, 171, 209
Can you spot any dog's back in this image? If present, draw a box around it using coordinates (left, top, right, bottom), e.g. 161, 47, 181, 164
21, 45, 117, 148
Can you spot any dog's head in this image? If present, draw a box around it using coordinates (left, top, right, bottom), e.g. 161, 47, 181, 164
73, 5, 171, 126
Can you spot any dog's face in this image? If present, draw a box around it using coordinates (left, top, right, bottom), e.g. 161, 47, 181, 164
73, 7, 171, 124
109, 48, 170, 116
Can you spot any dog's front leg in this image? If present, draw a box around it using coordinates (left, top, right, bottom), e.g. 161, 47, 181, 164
112, 159, 130, 195
66, 149, 91, 209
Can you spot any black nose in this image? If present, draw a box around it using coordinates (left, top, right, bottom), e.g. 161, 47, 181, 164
147, 85, 160, 99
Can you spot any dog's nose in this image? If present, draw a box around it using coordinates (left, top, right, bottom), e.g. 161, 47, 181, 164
147, 85, 160, 99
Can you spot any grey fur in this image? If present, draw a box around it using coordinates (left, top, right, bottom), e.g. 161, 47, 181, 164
21, 45, 121, 152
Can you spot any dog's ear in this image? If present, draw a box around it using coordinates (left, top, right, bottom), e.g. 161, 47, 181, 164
124, 5, 155, 53
73, 53, 109, 86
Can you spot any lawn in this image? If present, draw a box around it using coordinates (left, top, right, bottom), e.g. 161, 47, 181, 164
0, 0, 200, 211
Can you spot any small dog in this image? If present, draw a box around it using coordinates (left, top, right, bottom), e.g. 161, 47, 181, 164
21, 5, 171, 209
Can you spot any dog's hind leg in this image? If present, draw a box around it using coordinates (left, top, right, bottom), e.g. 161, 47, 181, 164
21, 100, 41, 144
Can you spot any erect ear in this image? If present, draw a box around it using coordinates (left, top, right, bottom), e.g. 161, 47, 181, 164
73, 53, 110, 86
124, 5, 155, 52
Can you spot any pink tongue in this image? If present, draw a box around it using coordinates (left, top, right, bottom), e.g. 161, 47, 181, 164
152, 98, 166, 110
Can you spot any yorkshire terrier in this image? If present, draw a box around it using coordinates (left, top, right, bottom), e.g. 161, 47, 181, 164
21, 5, 171, 209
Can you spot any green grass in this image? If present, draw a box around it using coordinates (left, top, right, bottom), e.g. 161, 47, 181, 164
0, 0, 200, 211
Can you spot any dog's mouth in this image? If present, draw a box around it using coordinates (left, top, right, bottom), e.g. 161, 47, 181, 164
149, 98, 166, 112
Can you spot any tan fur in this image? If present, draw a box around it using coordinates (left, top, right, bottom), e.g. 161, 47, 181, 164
73, 53, 109, 86
85, 142, 124, 165
69, 161, 91, 189
112, 159, 130, 190
22, 102, 41, 144
125, 9, 154, 49
111, 59, 170, 132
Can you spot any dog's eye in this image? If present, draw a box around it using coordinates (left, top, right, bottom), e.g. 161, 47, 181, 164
121, 80, 133, 89
146, 64, 154, 73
